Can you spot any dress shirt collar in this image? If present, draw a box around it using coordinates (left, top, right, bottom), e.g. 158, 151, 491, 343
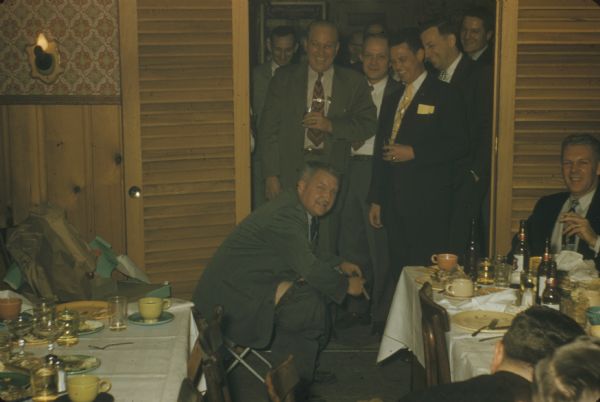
308, 65, 334, 83
471, 45, 488, 61
405, 70, 427, 94
370, 76, 388, 94
441, 53, 463, 82
571, 186, 596, 213
270, 60, 282, 76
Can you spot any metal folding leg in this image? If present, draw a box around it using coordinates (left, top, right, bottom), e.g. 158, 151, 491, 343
224, 341, 272, 383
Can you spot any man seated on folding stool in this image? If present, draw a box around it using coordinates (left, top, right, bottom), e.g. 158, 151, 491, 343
192, 161, 366, 398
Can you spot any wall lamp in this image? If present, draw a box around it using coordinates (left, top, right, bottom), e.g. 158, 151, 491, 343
26, 33, 63, 84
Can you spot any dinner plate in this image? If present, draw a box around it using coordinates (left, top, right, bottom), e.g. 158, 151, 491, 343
0, 371, 30, 401
56, 392, 114, 402
442, 286, 506, 301
61, 354, 101, 374
57, 301, 110, 321
78, 319, 105, 335
128, 311, 174, 326
452, 310, 514, 333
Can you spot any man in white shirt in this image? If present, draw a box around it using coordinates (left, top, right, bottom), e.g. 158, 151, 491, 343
337, 34, 401, 330
510, 134, 600, 270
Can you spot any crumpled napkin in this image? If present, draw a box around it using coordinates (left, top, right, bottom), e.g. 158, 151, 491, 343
556, 250, 584, 271
438, 288, 517, 315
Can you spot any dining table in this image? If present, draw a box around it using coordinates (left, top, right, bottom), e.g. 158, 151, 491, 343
0, 293, 196, 402
377, 266, 521, 381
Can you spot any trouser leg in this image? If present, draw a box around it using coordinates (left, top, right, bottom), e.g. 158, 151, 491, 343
271, 283, 329, 383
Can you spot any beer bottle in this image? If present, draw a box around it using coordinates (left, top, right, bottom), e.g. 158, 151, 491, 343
464, 218, 479, 281
541, 254, 560, 310
511, 220, 529, 289
536, 238, 551, 304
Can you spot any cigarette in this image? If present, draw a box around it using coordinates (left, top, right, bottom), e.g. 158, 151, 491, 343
362, 288, 371, 301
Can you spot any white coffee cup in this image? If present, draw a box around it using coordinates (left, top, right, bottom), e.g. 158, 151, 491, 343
445, 278, 474, 297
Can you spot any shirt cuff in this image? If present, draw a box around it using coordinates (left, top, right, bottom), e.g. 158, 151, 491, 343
591, 236, 600, 256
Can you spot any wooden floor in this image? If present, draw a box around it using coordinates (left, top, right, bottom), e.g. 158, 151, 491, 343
226, 324, 412, 402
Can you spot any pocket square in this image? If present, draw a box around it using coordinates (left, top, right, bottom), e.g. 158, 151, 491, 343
417, 104, 435, 114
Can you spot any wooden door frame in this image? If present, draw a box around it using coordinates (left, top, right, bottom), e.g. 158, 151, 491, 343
491, 0, 519, 254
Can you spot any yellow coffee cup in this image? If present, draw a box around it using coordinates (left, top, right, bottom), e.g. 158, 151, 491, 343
67, 375, 111, 402
138, 297, 171, 323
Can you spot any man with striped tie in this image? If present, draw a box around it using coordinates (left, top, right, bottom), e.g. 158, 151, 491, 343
510, 134, 600, 271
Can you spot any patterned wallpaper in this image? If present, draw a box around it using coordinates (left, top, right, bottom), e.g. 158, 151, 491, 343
0, 0, 120, 96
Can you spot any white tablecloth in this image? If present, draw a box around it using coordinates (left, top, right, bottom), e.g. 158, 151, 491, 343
2, 297, 194, 402
377, 267, 517, 381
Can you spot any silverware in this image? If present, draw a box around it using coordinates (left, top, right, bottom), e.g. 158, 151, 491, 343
478, 335, 504, 342
88, 342, 134, 350
471, 318, 499, 337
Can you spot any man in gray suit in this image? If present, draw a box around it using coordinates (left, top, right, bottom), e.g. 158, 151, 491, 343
251, 26, 298, 208
192, 162, 366, 388
259, 20, 377, 254
337, 33, 401, 330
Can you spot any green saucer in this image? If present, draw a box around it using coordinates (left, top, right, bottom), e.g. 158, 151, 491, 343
128, 311, 174, 326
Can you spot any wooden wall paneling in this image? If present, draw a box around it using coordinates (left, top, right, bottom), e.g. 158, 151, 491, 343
5, 105, 44, 225
119, 0, 145, 268
43, 106, 93, 238
136, 0, 239, 299
90, 105, 126, 254
0, 107, 9, 227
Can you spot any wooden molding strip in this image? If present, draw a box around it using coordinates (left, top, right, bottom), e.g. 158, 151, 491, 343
0, 95, 121, 105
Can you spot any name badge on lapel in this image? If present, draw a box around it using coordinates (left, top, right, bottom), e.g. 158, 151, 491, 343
417, 104, 435, 115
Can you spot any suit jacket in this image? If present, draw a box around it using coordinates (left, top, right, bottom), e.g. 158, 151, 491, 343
251, 61, 273, 124
368, 73, 468, 215
475, 45, 494, 66
509, 190, 600, 269
192, 191, 348, 348
449, 55, 493, 182
398, 371, 532, 402
258, 62, 377, 189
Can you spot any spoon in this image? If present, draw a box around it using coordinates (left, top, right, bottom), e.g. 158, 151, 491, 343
471, 318, 499, 337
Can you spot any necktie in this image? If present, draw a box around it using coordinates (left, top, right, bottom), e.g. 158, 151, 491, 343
562, 198, 580, 251
389, 84, 413, 144
307, 73, 325, 146
310, 216, 319, 244
351, 84, 375, 151
439, 70, 449, 82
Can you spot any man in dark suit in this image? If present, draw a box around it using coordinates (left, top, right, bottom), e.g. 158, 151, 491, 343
259, 20, 377, 254
420, 18, 493, 258
510, 134, 600, 269
367, 28, 468, 319
251, 26, 298, 209
192, 162, 366, 387
460, 6, 494, 65
337, 33, 401, 329
399, 306, 585, 402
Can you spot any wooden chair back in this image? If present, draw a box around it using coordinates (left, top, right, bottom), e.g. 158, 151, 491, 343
266, 355, 299, 402
418, 282, 451, 386
178, 306, 231, 402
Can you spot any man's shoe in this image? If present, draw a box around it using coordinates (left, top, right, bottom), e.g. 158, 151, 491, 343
313, 370, 338, 385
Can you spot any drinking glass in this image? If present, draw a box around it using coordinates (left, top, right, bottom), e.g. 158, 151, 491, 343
493, 255, 511, 287
33, 317, 65, 353
6, 313, 34, 359
108, 296, 128, 331
33, 298, 56, 328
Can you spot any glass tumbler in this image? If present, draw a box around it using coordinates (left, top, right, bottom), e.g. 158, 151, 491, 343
108, 296, 128, 331
493, 255, 511, 287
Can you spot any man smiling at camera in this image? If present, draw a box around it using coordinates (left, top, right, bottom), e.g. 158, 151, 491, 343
510, 134, 600, 270
192, 162, 366, 399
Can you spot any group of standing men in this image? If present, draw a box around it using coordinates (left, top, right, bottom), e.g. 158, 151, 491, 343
252, 9, 494, 329
193, 8, 495, 394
